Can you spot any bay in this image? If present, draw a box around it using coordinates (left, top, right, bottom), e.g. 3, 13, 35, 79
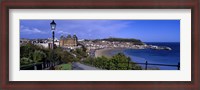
123, 42, 180, 70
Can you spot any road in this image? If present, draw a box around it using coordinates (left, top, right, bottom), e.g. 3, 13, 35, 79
72, 62, 100, 70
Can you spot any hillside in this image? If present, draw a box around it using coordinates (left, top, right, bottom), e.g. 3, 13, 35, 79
94, 37, 145, 45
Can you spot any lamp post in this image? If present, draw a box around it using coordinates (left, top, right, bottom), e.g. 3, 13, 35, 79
50, 20, 56, 67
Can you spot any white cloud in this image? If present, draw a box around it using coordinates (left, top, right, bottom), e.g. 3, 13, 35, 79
20, 20, 134, 39
57, 30, 70, 35
20, 26, 46, 34
58, 20, 131, 38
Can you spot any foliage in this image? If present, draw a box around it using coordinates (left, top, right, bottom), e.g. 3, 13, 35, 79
20, 57, 34, 65
71, 48, 87, 61
82, 53, 142, 70
20, 43, 41, 59
47, 50, 54, 62
20, 43, 87, 68
92, 38, 144, 45
20, 44, 47, 66
33, 50, 47, 62
104, 37, 142, 43
59, 50, 75, 63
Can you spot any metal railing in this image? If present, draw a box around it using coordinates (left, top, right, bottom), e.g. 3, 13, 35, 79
113, 61, 180, 70
20, 61, 60, 70
136, 61, 180, 70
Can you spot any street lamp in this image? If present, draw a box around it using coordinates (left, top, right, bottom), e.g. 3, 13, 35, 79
50, 20, 56, 67
50, 20, 56, 49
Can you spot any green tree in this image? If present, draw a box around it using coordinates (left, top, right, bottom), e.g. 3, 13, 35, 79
72, 48, 87, 60
82, 53, 142, 70
53, 47, 63, 62
20, 43, 44, 59
83, 56, 94, 65
33, 50, 47, 62
47, 50, 54, 62
60, 51, 76, 63
109, 53, 127, 70
20, 57, 33, 65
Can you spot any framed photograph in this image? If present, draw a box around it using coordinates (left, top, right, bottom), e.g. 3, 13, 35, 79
0, 0, 199, 90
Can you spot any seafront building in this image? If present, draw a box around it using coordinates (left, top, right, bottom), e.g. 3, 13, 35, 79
20, 35, 171, 57
59, 34, 78, 49
20, 34, 79, 49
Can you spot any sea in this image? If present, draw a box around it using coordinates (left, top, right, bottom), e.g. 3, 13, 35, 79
111, 42, 180, 70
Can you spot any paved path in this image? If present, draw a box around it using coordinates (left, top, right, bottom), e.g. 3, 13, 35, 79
72, 62, 100, 70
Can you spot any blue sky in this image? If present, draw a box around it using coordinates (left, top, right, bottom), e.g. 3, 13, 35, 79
20, 20, 180, 42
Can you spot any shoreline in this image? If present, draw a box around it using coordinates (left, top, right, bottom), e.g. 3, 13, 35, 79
95, 48, 127, 58
94, 44, 172, 58
94, 43, 179, 70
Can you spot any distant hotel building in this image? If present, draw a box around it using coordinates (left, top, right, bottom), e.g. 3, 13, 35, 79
20, 35, 79, 49
59, 34, 78, 49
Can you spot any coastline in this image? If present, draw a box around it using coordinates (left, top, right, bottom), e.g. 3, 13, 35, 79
95, 48, 126, 58
94, 42, 179, 70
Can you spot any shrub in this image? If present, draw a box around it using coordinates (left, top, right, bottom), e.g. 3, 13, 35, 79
20, 57, 33, 65
82, 53, 142, 70
33, 50, 47, 62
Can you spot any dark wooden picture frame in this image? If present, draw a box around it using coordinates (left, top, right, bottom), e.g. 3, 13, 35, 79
0, 0, 199, 90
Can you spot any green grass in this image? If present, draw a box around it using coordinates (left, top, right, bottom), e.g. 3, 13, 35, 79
55, 63, 72, 70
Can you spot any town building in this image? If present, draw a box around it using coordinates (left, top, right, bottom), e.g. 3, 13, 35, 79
59, 34, 78, 49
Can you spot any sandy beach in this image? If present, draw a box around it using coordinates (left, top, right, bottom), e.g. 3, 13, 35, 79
95, 48, 126, 58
